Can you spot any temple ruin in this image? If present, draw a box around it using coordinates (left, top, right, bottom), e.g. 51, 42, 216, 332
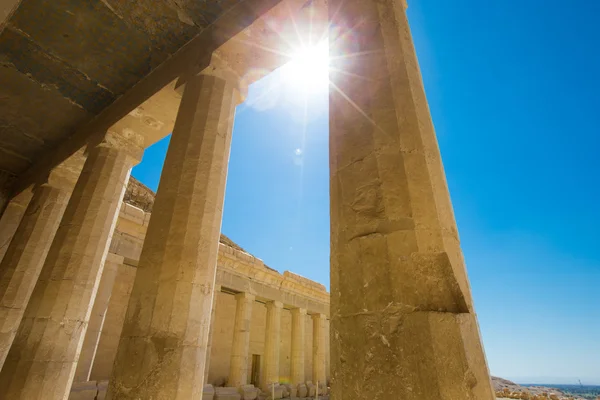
0, 0, 494, 399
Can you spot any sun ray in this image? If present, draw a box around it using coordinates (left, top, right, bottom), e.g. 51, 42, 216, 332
328, 80, 387, 136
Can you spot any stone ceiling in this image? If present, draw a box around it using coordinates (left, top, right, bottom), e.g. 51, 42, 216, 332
0, 0, 268, 177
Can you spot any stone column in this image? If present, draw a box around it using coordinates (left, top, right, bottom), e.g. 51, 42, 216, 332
0, 157, 83, 369
73, 254, 122, 383
89, 262, 137, 381
260, 300, 282, 390
0, 190, 32, 263
311, 313, 326, 386
204, 284, 221, 383
106, 67, 242, 400
0, 171, 15, 219
328, 1, 494, 399
290, 308, 306, 386
228, 292, 255, 387
0, 131, 142, 399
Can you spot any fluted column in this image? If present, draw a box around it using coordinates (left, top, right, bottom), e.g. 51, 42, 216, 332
312, 313, 326, 386
229, 292, 255, 387
0, 156, 84, 369
204, 284, 221, 382
107, 67, 242, 400
290, 308, 306, 386
260, 300, 282, 390
0, 132, 142, 400
328, 1, 494, 399
0, 190, 32, 263
73, 254, 122, 382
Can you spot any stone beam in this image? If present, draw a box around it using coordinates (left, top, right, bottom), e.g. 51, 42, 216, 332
12, 0, 319, 195
216, 269, 329, 317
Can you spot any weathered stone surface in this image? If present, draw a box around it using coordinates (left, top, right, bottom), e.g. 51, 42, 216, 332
229, 292, 255, 387
239, 384, 259, 400
291, 308, 306, 385
260, 301, 282, 390
204, 384, 216, 400
107, 72, 240, 399
215, 386, 242, 400
328, 1, 493, 399
0, 189, 32, 263
297, 383, 308, 398
88, 262, 136, 381
311, 314, 327, 386
0, 131, 141, 399
73, 254, 123, 382
0, 182, 71, 369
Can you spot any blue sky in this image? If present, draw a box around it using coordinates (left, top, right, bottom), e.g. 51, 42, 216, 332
132, 0, 600, 385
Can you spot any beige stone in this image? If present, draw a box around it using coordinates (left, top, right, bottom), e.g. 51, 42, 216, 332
291, 308, 306, 385
0, 183, 71, 369
0, 189, 31, 263
88, 262, 136, 381
73, 254, 123, 382
229, 292, 255, 387
107, 70, 241, 400
0, 151, 87, 369
260, 300, 282, 390
311, 314, 327, 386
0, 132, 142, 399
205, 285, 222, 382
328, 1, 493, 399
215, 387, 242, 400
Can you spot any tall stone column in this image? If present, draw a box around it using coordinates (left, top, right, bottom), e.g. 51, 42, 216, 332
89, 262, 137, 381
0, 131, 142, 400
312, 313, 326, 385
73, 254, 122, 382
260, 300, 282, 390
107, 68, 242, 400
0, 171, 15, 219
290, 308, 306, 386
0, 190, 32, 263
0, 158, 83, 369
328, 1, 494, 399
228, 292, 255, 387
204, 284, 221, 383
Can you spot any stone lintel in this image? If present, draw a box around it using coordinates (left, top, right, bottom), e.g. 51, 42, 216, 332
216, 268, 329, 317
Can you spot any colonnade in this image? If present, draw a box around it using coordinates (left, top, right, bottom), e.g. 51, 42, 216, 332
225, 292, 327, 391
0, 0, 494, 398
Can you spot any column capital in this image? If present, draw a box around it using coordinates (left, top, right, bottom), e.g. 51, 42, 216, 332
235, 292, 255, 302
177, 52, 248, 104
90, 128, 144, 163
291, 308, 307, 316
266, 300, 283, 310
312, 313, 326, 321
43, 148, 86, 189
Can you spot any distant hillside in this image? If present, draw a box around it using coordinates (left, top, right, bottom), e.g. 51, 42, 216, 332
493, 377, 597, 400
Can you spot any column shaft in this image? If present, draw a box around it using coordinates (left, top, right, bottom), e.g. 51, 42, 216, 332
260, 300, 282, 390
290, 308, 306, 385
228, 292, 255, 387
73, 254, 121, 382
204, 284, 221, 383
0, 135, 141, 400
328, 1, 494, 399
89, 262, 136, 381
312, 314, 326, 385
0, 190, 32, 263
107, 71, 240, 400
0, 183, 71, 369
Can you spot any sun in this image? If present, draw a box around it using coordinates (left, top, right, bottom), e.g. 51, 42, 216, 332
282, 40, 329, 95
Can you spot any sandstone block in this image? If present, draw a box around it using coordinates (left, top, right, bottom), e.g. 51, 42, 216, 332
215, 386, 242, 400
204, 384, 216, 400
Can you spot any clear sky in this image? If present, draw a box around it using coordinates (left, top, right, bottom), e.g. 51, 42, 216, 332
132, 0, 600, 386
